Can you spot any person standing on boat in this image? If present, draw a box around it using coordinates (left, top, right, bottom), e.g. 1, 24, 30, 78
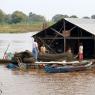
40, 44, 46, 54
79, 43, 83, 61
65, 48, 74, 61
32, 40, 39, 61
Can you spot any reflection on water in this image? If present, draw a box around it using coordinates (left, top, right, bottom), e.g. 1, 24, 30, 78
0, 33, 95, 95
0, 65, 95, 95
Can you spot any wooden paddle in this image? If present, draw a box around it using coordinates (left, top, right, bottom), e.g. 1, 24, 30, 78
3, 43, 10, 59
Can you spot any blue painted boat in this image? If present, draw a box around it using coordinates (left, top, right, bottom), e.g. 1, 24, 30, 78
44, 61, 93, 73
6, 63, 18, 69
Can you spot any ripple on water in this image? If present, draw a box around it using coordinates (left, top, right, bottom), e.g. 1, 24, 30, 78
0, 65, 95, 95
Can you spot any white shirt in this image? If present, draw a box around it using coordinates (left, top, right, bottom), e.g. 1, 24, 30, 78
33, 42, 38, 48
79, 45, 83, 53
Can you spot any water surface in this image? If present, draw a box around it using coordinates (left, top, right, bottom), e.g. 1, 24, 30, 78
0, 65, 95, 95
0, 33, 95, 95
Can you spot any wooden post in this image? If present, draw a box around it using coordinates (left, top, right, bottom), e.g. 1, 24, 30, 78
64, 37, 66, 53
64, 20, 65, 32
94, 37, 95, 58
63, 20, 65, 53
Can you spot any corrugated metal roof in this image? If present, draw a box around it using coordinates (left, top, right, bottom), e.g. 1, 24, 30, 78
65, 18, 95, 35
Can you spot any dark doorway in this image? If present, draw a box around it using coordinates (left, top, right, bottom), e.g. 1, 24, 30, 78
66, 39, 94, 59
83, 39, 94, 58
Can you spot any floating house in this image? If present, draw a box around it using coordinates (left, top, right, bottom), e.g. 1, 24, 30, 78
33, 18, 95, 59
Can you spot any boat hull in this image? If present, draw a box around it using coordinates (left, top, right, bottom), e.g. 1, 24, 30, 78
44, 62, 92, 73
0, 59, 12, 64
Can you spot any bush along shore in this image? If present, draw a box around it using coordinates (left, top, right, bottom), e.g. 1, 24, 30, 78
0, 23, 43, 33
0, 22, 54, 33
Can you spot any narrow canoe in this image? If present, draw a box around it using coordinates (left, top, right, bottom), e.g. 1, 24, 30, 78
44, 61, 93, 73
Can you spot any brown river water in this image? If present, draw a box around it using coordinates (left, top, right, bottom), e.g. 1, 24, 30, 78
0, 65, 95, 95
0, 33, 95, 95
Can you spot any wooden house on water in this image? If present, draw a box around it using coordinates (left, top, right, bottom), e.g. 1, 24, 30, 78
33, 18, 95, 59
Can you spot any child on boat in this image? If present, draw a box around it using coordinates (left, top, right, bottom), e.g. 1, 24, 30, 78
65, 48, 74, 61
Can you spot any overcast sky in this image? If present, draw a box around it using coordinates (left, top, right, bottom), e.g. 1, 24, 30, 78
1, 0, 95, 20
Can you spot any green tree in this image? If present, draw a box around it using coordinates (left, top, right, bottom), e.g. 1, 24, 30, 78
5, 14, 12, 24
83, 16, 90, 19
29, 12, 33, 20
0, 9, 6, 23
70, 15, 78, 18
11, 11, 28, 23
91, 15, 95, 19
52, 14, 69, 22
29, 12, 46, 23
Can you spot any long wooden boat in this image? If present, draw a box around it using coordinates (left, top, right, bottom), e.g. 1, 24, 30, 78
44, 61, 93, 73
0, 59, 12, 64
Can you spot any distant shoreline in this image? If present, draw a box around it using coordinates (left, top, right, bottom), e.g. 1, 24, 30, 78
0, 22, 53, 33
0, 23, 43, 33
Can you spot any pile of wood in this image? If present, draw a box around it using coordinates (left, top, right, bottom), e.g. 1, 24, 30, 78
38, 53, 66, 61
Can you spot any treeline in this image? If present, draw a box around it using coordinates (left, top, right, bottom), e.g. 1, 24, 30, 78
0, 9, 46, 24
1, 9, 95, 33
1, 9, 95, 24
52, 14, 95, 22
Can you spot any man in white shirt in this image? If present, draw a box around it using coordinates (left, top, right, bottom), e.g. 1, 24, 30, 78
32, 41, 39, 61
79, 43, 83, 61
